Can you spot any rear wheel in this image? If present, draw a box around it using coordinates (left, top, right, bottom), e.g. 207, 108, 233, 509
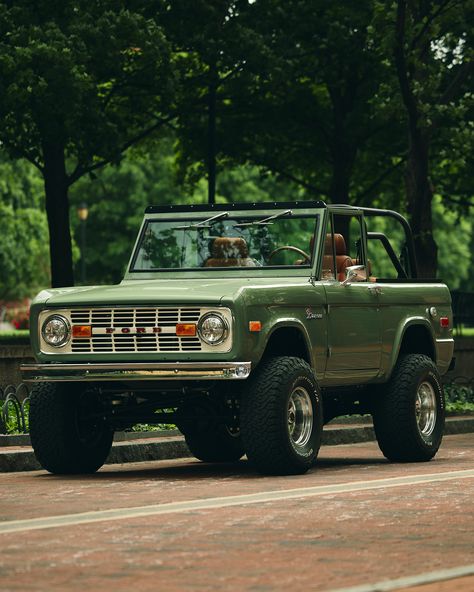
29, 382, 113, 474
184, 427, 244, 463
177, 399, 244, 463
241, 356, 323, 475
372, 354, 445, 462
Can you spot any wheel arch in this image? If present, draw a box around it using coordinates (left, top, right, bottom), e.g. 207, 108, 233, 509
389, 319, 436, 377
258, 321, 313, 369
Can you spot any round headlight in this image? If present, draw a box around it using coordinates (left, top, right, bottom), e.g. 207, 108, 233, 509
198, 313, 228, 345
41, 315, 71, 347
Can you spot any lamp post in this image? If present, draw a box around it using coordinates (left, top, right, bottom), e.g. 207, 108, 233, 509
76, 202, 89, 284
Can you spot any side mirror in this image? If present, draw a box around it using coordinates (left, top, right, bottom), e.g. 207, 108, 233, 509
341, 265, 366, 286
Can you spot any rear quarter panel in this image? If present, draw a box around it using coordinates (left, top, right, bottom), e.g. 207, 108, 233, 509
378, 282, 454, 378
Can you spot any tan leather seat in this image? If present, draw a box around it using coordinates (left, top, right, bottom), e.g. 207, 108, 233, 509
204, 237, 256, 267
322, 234, 353, 281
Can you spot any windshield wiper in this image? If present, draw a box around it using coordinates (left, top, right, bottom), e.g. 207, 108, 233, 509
174, 211, 229, 230
233, 209, 292, 228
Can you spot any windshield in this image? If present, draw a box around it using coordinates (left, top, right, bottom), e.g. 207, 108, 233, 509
130, 212, 319, 271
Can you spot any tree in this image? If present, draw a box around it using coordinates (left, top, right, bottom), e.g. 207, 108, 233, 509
0, 152, 50, 299
69, 137, 193, 285
68, 134, 305, 284
387, 0, 474, 276
158, 0, 262, 203
0, 0, 174, 287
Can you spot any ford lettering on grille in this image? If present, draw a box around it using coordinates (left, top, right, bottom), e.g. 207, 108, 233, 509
92, 327, 165, 335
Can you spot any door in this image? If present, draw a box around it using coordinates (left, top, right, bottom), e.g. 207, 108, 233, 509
322, 212, 381, 384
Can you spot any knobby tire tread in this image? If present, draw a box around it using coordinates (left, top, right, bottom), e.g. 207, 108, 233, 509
241, 356, 321, 475
29, 382, 113, 474
373, 354, 444, 462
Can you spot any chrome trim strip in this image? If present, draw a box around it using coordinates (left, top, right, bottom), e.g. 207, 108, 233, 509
20, 362, 251, 382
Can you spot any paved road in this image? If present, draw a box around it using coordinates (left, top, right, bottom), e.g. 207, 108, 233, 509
0, 433, 473, 592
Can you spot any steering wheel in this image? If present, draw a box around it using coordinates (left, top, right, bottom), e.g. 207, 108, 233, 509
267, 246, 311, 264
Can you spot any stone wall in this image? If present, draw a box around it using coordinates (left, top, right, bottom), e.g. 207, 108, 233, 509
0, 344, 34, 387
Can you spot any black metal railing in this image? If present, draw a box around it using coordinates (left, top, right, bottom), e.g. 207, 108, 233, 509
0, 384, 30, 435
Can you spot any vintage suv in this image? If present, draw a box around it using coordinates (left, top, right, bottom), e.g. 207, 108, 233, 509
22, 201, 455, 475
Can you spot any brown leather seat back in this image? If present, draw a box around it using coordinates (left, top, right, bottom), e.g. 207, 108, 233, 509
322, 233, 353, 281
204, 237, 256, 267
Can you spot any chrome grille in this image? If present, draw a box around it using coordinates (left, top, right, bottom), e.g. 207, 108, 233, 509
70, 307, 202, 353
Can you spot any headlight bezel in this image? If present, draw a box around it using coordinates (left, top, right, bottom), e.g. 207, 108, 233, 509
41, 314, 71, 348
197, 312, 229, 346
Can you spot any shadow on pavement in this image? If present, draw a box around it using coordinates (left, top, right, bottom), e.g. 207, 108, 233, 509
33, 454, 389, 482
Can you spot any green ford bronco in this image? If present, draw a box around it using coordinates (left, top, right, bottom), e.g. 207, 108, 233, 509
22, 201, 455, 475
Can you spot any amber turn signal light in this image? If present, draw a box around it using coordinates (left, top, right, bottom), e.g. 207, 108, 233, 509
176, 323, 197, 336
249, 321, 262, 332
72, 325, 92, 338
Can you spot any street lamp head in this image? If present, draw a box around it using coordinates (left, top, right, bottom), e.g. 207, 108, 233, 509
77, 202, 89, 221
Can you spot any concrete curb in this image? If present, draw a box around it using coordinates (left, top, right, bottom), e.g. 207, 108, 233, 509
1, 417, 473, 473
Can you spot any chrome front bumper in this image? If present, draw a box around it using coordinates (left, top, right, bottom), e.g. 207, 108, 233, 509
20, 362, 252, 382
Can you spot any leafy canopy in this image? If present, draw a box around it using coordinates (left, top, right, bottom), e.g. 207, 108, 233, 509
0, 0, 174, 177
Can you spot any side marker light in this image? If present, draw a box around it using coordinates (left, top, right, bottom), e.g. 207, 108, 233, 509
440, 317, 450, 328
249, 321, 262, 332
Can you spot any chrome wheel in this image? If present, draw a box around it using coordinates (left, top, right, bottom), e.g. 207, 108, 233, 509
416, 381, 437, 438
288, 386, 313, 447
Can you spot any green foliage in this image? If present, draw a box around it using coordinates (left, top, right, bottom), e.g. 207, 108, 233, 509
0, 397, 29, 435
0, 203, 50, 300
434, 196, 473, 289
0, 1, 472, 288
0, 1, 174, 170
0, 151, 50, 299
0, 1, 175, 286
69, 138, 196, 284
68, 137, 306, 284
444, 383, 474, 414
130, 423, 176, 432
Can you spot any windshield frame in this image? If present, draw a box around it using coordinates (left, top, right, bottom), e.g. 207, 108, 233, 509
126, 204, 325, 278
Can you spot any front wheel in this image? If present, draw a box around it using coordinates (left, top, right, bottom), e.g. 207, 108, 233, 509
372, 354, 445, 462
241, 356, 323, 475
29, 382, 114, 474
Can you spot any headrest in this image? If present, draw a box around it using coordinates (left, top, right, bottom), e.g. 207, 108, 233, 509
334, 234, 347, 256
211, 237, 249, 259
324, 233, 347, 256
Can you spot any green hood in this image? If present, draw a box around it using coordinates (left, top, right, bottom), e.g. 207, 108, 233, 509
33, 278, 253, 307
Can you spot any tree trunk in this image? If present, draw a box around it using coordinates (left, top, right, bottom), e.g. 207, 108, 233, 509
42, 142, 75, 287
394, 0, 438, 278
207, 61, 218, 205
328, 138, 356, 242
405, 133, 438, 278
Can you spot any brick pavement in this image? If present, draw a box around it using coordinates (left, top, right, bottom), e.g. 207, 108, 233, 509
0, 434, 473, 591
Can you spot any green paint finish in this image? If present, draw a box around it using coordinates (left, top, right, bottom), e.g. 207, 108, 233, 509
27, 203, 454, 386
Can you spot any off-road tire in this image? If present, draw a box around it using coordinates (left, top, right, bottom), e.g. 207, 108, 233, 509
178, 396, 244, 463
372, 354, 445, 462
184, 427, 244, 463
29, 382, 113, 474
241, 356, 323, 475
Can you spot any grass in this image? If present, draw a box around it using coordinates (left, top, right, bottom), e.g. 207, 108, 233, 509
0, 330, 30, 344
454, 326, 474, 338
